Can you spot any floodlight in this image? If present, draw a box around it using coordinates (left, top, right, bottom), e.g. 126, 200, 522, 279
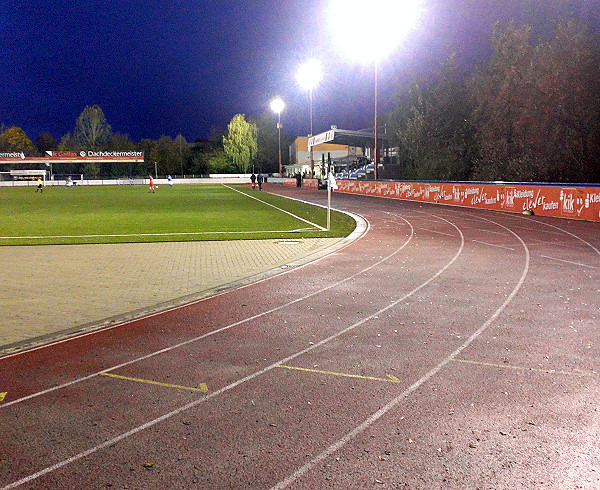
270, 97, 285, 115
328, 0, 422, 62
295, 59, 322, 91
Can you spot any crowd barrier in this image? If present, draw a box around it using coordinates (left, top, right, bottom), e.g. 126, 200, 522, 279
300, 178, 600, 222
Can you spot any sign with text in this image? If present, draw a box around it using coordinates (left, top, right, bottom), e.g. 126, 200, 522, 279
333, 180, 600, 222
308, 130, 335, 148
0, 151, 145, 164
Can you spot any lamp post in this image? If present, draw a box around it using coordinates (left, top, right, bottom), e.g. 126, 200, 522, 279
270, 97, 285, 176
327, 0, 422, 179
296, 59, 322, 177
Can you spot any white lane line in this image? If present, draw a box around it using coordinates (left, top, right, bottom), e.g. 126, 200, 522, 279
1, 217, 418, 488
472, 239, 515, 251
3, 215, 465, 489
539, 255, 598, 269
224, 184, 327, 231
462, 226, 509, 236
535, 221, 600, 257
271, 216, 529, 489
0, 217, 391, 409
415, 227, 455, 237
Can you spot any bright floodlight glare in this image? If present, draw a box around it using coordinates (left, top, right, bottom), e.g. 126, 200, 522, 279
295, 59, 322, 91
328, 0, 422, 62
270, 97, 285, 114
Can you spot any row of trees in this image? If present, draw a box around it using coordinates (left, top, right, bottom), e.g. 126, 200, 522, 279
3, 19, 599, 182
388, 20, 600, 183
0, 105, 289, 178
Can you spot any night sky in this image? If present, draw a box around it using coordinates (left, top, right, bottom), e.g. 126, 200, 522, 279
2, 0, 599, 143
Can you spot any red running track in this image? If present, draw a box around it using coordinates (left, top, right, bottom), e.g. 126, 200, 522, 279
1, 185, 599, 489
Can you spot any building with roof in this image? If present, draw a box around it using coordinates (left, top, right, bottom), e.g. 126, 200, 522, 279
287, 136, 364, 178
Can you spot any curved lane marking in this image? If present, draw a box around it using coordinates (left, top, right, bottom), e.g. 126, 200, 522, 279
3, 214, 462, 489
0, 216, 414, 489
270, 215, 529, 490
0, 215, 396, 411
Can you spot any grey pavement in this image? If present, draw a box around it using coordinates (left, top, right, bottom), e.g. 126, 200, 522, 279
0, 237, 347, 356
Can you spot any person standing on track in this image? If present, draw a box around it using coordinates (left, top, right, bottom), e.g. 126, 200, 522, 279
251, 172, 256, 190
257, 173, 263, 191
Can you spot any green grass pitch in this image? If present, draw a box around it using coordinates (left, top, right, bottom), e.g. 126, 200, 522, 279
0, 184, 356, 245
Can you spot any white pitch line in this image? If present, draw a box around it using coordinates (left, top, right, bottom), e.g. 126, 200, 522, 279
0, 216, 413, 489
224, 184, 327, 231
0, 230, 321, 240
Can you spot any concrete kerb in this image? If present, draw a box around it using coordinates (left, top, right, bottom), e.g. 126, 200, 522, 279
0, 211, 367, 358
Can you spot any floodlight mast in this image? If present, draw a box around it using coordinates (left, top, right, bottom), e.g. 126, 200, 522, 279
327, 0, 422, 180
270, 97, 285, 176
296, 59, 322, 176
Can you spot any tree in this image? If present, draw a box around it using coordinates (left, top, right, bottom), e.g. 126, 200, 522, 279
0, 127, 36, 154
36, 132, 58, 154
208, 150, 234, 173
105, 133, 137, 177
470, 21, 538, 181
173, 134, 191, 175
57, 132, 77, 151
392, 54, 475, 181
528, 20, 600, 182
139, 138, 158, 176
73, 105, 112, 149
250, 112, 291, 174
82, 162, 100, 179
108, 132, 136, 150
155, 135, 177, 176
222, 114, 257, 173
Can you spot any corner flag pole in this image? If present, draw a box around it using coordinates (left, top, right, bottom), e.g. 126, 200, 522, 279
326, 171, 337, 231
327, 178, 331, 231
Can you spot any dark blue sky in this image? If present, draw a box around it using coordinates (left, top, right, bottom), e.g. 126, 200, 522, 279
1, 0, 599, 143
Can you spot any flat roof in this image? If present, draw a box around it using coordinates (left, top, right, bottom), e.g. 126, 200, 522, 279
309, 128, 389, 149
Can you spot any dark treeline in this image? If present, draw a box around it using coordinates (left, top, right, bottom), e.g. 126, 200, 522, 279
386, 19, 600, 183
0, 105, 289, 178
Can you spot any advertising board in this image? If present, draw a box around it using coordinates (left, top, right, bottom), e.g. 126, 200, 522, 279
333, 180, 600, 222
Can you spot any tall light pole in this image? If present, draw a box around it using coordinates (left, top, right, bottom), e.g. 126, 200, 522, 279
374, 61, 378, 179
296, 59, 322, 177
327, 0, 422, 180
270, 97, 285, 176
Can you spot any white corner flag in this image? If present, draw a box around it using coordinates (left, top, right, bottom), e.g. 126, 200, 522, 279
326, 171, 337, 231
328, 172, 338, 190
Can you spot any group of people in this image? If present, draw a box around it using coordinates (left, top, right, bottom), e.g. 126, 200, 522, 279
35, 176, 75, 192
148, 175, 174, 192
250, 173, 264, 191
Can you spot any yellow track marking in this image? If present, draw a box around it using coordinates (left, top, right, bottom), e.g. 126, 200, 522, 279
0, 392, 6, 402
100, 373, 208, 392
452, 358, 595, 377
277, 365, 402, 384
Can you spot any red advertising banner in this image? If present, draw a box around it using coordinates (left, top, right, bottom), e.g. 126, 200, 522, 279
332, 180, 600, 222
0, 151, 145, 164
